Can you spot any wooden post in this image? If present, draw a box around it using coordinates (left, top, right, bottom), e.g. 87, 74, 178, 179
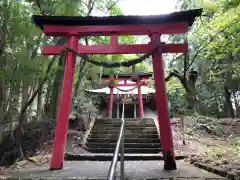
179, 110, 186, 145
137, 80, 144, 117
108, 85, 114, 118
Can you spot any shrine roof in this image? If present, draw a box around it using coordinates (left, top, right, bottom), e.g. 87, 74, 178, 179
85, 80, 155, 95
100, 73, 152, 79
85, 87, 155, 95
86, 86, 155, 95
32, 9, 202, 30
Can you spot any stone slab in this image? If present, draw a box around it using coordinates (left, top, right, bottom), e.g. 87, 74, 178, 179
65, 153, 187, 161
1, 161, 226, 180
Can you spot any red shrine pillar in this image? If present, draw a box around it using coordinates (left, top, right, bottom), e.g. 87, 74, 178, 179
150, 34, 176, 170
137, 80, 144, 117
108, 85, 114, 118
50, 34, 78, 170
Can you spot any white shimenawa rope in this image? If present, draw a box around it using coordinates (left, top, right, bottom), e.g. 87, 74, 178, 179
114, 81, 144, 92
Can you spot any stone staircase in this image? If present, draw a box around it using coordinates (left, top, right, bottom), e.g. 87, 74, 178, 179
86, 118, 161, 154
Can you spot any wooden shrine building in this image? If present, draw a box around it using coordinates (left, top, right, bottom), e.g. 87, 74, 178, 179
86, 73, 156, 118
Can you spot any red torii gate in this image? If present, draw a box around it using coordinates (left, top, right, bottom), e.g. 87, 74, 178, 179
101, 73, 152, 118
32, 8, 202, 171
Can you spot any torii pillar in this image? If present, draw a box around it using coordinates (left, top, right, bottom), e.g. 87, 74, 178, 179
108, 84, 114, 118
150, 35, 176, 170
137, 79, 144, 118
50, 34, 78, 169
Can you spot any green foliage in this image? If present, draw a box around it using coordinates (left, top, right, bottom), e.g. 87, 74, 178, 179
2, 0, 240, 126
166, 77, 186, 116
170, 0, 240, 117
0, 0, 128, 130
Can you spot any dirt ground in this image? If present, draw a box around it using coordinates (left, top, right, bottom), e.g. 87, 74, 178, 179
171, 117, 240, 176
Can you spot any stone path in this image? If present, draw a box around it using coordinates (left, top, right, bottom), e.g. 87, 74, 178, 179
1, 161, 226, 180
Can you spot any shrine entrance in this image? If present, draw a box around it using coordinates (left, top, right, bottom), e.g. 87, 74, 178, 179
32, 8, 202, 171
118, 104, 134, 118
86, 75, 155, 118
98, 74, 153, 118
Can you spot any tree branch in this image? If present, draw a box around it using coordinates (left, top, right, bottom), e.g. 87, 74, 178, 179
31, 33, 44, 59
186, 20, 237, 72
106, 0, 120, 12
87, 0, 98, 16
97, 0, 120, 14
35, 0, 46, 15
165, 70, 184, 82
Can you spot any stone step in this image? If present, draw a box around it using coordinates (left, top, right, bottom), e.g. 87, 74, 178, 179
94, 122, 155, 126
93, 123, 156, 127
87, 147, 161, 153
87, 137, 160, 143
94, 119, 155, 125
90, 128, 158, 134
92, 123, 156, 128
96, 118, 154, 121
85, 117, 160, 155
86, 143, 161, 149
88, 133, 159, 139
65, 153, 187, 161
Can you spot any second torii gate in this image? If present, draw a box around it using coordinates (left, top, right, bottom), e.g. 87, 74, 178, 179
101, 73, 152, 118
32, 8, 202, 171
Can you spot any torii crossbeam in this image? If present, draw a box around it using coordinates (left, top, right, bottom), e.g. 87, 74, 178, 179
32, 8, 202, 171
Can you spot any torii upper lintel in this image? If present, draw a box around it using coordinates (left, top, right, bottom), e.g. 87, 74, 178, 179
32, 9, 202, 37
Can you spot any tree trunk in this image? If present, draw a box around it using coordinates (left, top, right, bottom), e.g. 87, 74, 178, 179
27, 85, 35, 120
0, 0, 8, 128
21, 81, 29, 123
185, 70, 199, 113
43, 79, 52, 117
212, 92, 221, 118
185, 86, 199, 113
36, 78, 43, 121
73, 59, 88, 102
224, 86, 234, 118
0, 55, 7, 142
0, 81, 4, 139
7, 82, 20, 133
233, 92, 240, 117
49, 56, 65, 119
15, 81, 29, 158
225, 92, 233, 117
0, 75, 8, 142
233, 92, 239, 117
168, 69, 199, 113
15, 122, 24, 159
223, 55, 235, 118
